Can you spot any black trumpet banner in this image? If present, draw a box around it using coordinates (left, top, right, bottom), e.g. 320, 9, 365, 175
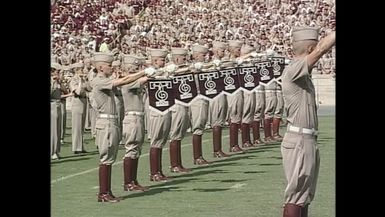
147, 79, 175, 115
218, 67, 241, 96
196, 70, 224, 101
238, 65, 260, 93
171, 73, 198, 106
270, 57, 285, 80
256, 61, 274, 86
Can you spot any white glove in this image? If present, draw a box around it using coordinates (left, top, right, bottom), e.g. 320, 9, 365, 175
236, 58, 244, 65
144, 67, 157, 76
266, 49, 275, 56
213, 59, 221, 67
194, 62, 203, 70
165, 64, 177, 73
250, 52, 258, 58
285, 59, 291, 65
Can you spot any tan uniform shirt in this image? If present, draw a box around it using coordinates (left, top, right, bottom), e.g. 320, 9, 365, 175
169, 63, 190, 141
148, 68, 172, 148
209, 58, 228, 127
281, 56, 320, 205
282, 57, 318, 130
190, 62, 209, 135
122, 80, 144, 113
91, 74, 119, 164
91, 75, 117, 115
226, 60, 244, 124
121, 80, 145, 158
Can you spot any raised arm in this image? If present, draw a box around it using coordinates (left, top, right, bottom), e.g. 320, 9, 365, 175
112, 70, 146, 87
307, 31, 336, 68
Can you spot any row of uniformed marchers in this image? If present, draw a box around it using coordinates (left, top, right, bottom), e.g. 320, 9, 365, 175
51, 26, 335, 217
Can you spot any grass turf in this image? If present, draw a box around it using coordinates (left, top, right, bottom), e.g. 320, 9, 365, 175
51, 115, 335, 217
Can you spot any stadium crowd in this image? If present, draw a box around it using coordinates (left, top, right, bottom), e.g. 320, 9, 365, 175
51, 0, 335, 75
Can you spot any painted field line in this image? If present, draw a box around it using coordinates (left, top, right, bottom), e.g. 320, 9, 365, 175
51, 134, 230, 184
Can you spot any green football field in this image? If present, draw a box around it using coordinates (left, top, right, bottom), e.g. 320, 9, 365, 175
51, 115, 335, 217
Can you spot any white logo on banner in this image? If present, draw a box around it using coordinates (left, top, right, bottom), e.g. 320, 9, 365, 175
199, 72, 218, 95
220, 68, 237, 90
173, 74, 193, 99
257, 62, 271, 81
273, 64, 281, 75
240, 67, 257, 87
271, 58, 284, 76
149, 81, 172, 107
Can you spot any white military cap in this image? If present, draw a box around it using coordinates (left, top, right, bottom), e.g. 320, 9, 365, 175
171, 47, 188, 56
192, 44, 209, 54
112, 60, 121, 67
51, 62, 62, 70
123, 55, 143, 66
229, 40, 243, 48
212, 41, 227, 50
240, 44, 255, 55
148, 48, 168, 58
292, 26, 319, 42
92, 52, 114, 63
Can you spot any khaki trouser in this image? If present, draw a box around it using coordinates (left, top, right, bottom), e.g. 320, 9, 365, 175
253, 91, 265, 121
89, 96, 98, 139
281, 131, 320, 206
143, 90, 150, 134
148, 110, 171, 148
95, 118, 120, 165
264, 90, 277, 119
115, 95, 124, 143
169, 104, 190, 141
71, 97, 87, 152
51, 101, 62, 156
122, 113, 144, 159
274, 90, 284, 119
227, 91, 244, 123
60, 99, 66, 140
84, 98, 91, 130
90, 107, 98, 139
190, 99, 209, 135
210, 95, 228, 127
242, 91, 256, 124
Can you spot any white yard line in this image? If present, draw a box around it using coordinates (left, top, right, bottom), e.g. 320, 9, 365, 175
229, 183, 247, 190
51, 135, 229, 185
